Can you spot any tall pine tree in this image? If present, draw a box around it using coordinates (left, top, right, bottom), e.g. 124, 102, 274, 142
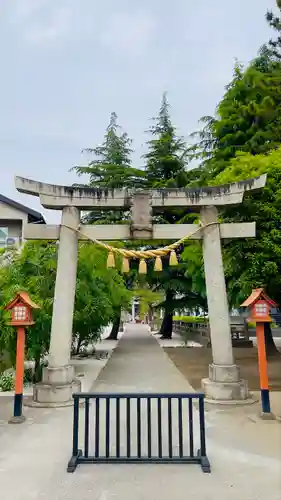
72, 112, 146, 223
187, 6, 281, 353
190, 0, 281, 181
72, 113, 145, 338
191, 59, 281, 181
74, 112, 145, 189
143, 94, 194, 338
144, 93, 189, 190
260, 2, 281, 61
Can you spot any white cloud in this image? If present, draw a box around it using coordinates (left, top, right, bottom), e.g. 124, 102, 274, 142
6, 0, 74, 45
25, 7, 73, 44
10, 0, 48, 19
99, 9, 157, 56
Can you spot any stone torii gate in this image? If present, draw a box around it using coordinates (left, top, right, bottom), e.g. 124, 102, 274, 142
15, 175, 266, 406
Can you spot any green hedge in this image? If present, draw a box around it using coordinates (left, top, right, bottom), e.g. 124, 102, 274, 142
173, 316, 208, 324
174, 317, 277, 329
247, 321, 277, 328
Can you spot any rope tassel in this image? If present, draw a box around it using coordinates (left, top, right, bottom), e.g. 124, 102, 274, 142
107, 251, 115, 268
169, 250, 178, 266
63, 220, 212, 271
139, 259, 147, 274
154, 256, 163, 272
122, 256, 130, 273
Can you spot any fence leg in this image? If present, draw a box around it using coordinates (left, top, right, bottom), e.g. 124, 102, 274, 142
198, 452, 211, 473
67, 450, 82, 473
67, 397, 82, 472
197, 396, 211, 473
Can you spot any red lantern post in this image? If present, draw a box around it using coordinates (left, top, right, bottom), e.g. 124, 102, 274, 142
241, 288, 277, 419
4, 292, 40, 423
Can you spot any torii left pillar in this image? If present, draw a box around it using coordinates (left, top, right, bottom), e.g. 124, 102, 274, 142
34, 207, 81, 406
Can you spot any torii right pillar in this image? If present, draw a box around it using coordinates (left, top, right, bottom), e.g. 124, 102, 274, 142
200, 204, 248, 402
196, 176, 266, 402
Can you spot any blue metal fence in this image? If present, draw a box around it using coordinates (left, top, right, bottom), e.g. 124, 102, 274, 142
67, 392, 211, 473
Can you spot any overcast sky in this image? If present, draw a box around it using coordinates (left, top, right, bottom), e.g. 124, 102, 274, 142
0, 0, 277, 222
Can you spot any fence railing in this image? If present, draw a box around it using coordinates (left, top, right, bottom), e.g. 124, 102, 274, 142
67, 392, 211, 474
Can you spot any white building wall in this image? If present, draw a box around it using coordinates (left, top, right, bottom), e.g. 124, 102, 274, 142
0, 201, 27, 246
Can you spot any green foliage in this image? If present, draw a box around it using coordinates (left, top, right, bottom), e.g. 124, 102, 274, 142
140, 94, 204, 336
182, 241, 207, 302
0, 372, 14, 392
72, 112, 146, 224
211, 148, 281, 306
73, 112, 145, 189
173, 316, 207, 323
0, 241, 132, 371
133, 286, 164, 319
188, 22, 281, 315
0, 242, 56, 369
144, 93, 189, 190
260, 5, 281, 61
146, 257, 204, 312
191, 60, 281, 181
73, 244, 132, 352
247, 320, 277, 329
23, 367, 34, 384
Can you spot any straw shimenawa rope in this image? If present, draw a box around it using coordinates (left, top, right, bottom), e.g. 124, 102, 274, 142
61, 221, 217, 273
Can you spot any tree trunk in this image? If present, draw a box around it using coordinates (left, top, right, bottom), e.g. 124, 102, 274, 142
106, 309, 121, 340
159, 310, 173, 339
33, 353, 42, 384
159, 290, 174, 339
75, 336, 83, 355
264, 322, 280, 357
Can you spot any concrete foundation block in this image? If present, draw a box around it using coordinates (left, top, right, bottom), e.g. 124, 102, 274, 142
202, 376, 249, 402
202, 363, 252, 402
42, 364, 75, 385
29, 378, 81, 408
208, 363, 240, 383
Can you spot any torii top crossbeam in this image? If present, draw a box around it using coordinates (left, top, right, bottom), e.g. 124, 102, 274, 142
15, 175, 267, 210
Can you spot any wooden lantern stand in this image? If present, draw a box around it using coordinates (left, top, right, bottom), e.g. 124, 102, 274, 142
241, 288, 277, 420
4, 292, 40, 424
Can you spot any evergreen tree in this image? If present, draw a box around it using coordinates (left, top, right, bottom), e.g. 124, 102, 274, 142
74, 112, 145, 189
191, 60, 281, 181
189, 3, 281, 184
72, 112, 146, 223
260, 3, 281, 61
71, 113, 141, 338
212, 149, 281, 355
146, 255, 207, 339
143, 94, 197, 338
189, 37, 281, 353
144, 93, 189, 190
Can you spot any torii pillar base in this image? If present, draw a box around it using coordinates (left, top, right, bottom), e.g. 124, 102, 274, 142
26, 366, 81, 408
202, 363, 254, 404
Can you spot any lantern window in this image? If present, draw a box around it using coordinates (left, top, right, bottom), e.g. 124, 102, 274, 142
255, 304, 267, 316
14, 306, 27, 321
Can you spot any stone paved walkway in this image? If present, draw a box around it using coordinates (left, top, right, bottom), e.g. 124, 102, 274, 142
0, 325, 280, 499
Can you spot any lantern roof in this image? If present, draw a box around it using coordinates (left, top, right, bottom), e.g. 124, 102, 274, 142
4, 291, 40, 311
241, 288, 278, 308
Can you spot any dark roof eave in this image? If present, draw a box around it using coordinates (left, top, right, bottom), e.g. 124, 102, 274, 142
0, 193, 46, 224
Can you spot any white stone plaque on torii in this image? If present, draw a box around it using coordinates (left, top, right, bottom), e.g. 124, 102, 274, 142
15, 174, 266, 406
